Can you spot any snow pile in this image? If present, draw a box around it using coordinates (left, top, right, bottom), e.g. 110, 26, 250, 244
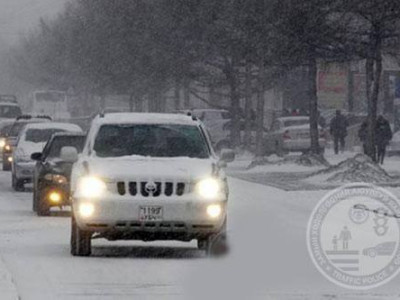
283, 153, 330, 167
307, 154, 394, 184
247, 153, 329, 170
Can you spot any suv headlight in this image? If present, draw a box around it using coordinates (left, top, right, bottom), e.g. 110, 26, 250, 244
196, 178, 222, 200
76, 176, 107, 198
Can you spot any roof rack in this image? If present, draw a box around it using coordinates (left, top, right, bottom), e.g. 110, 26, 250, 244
36, 115, 52, 120
16, 114, 52, 121
16, 115, 32, 120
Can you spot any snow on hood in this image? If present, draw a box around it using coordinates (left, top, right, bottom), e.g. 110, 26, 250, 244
84, 156, 217, 182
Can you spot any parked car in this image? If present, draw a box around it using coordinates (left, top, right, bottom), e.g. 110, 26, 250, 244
67, 112, 234, 256
31, 132, 86, 216
264, 116, 326, 156
12, 122, 82, 191
2, 115, 52, 171
211, 119, 259, 152
0, 95, 22, 122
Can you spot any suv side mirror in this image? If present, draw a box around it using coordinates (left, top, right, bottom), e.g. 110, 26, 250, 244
219, 149, 235, 163
60, 146, 78, 163
31, 152, 42, 161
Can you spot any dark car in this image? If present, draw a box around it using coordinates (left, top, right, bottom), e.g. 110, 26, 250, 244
31, 132, 85, 216
2, 115, 51, 171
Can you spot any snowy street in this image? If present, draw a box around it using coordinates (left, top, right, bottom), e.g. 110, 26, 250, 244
0, 156, 399, 300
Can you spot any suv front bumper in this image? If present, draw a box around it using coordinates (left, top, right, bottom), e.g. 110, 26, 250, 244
73, 195, 227, 240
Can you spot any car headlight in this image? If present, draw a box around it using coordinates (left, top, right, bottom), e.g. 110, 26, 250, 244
76, 176, 107, 198
0, 138, 5, 148
44, 174, 68, 184
207, 204, 222, 218
196, 178, 222, 200
79, 203, 95, 218
4, 144, 11, 151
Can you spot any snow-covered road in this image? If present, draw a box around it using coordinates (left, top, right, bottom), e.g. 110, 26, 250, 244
0, 169, 399, 299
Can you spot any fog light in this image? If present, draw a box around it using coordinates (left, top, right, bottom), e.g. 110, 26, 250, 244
207, 204, 222, 218
79, 203, 95, 218
7, 157, 12, 162
48, 191, 61, 203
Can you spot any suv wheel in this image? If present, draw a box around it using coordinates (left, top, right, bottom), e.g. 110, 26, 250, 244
71, 215, 92, 256
12, 174, 24, 192
198, 218, 228, 257
36, 188, 50, 216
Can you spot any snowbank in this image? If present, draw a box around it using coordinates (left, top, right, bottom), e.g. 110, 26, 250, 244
306, 154, 396, 184
247, 153, 329, 170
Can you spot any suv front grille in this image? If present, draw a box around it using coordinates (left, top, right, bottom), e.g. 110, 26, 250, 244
116, 181, 186, 197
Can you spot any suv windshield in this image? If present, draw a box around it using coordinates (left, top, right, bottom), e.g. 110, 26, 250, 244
9, 122, 27, 137
0, 105, 21, 119
47, 135, 85, 159
25, 129, 66, 143
94, 124, 210, 158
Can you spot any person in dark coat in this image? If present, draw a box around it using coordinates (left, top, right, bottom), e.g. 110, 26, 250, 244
375, 115, 392, 164
358, 119, 368, 154
330, 110, 348, 154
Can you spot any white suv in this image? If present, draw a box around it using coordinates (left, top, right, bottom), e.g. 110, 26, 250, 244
65, 113, 234, 256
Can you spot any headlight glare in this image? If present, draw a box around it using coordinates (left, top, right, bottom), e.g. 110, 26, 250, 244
196, 178, 221, 199
48, 191, 62, 203
77, 176, 106, 198
79, 203, 95, 218
207, 204, 222, 218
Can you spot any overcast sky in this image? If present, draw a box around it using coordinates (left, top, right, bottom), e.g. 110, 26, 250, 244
0, 0, 67, 45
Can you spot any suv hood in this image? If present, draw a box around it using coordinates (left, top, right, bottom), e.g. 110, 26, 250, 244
84, 157, 218, 181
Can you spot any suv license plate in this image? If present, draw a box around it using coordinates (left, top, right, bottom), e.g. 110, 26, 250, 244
139, 206, 163, 221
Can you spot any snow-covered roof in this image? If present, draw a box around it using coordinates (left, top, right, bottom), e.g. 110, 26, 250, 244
278, 116, 310, 122
192, 109, 229, 113
24, 122, 82, 132
93, 113, 199, 126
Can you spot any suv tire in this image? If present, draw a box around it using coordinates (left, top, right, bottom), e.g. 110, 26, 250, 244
198, 218, 228, 257
36, 188, 50, 216
71, 215, 92, 256
12, 174, 24, 192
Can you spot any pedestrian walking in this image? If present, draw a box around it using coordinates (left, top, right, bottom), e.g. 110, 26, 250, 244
375, 115, 392, 165
358, 119, 368, 155
330, 110, 348, 154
